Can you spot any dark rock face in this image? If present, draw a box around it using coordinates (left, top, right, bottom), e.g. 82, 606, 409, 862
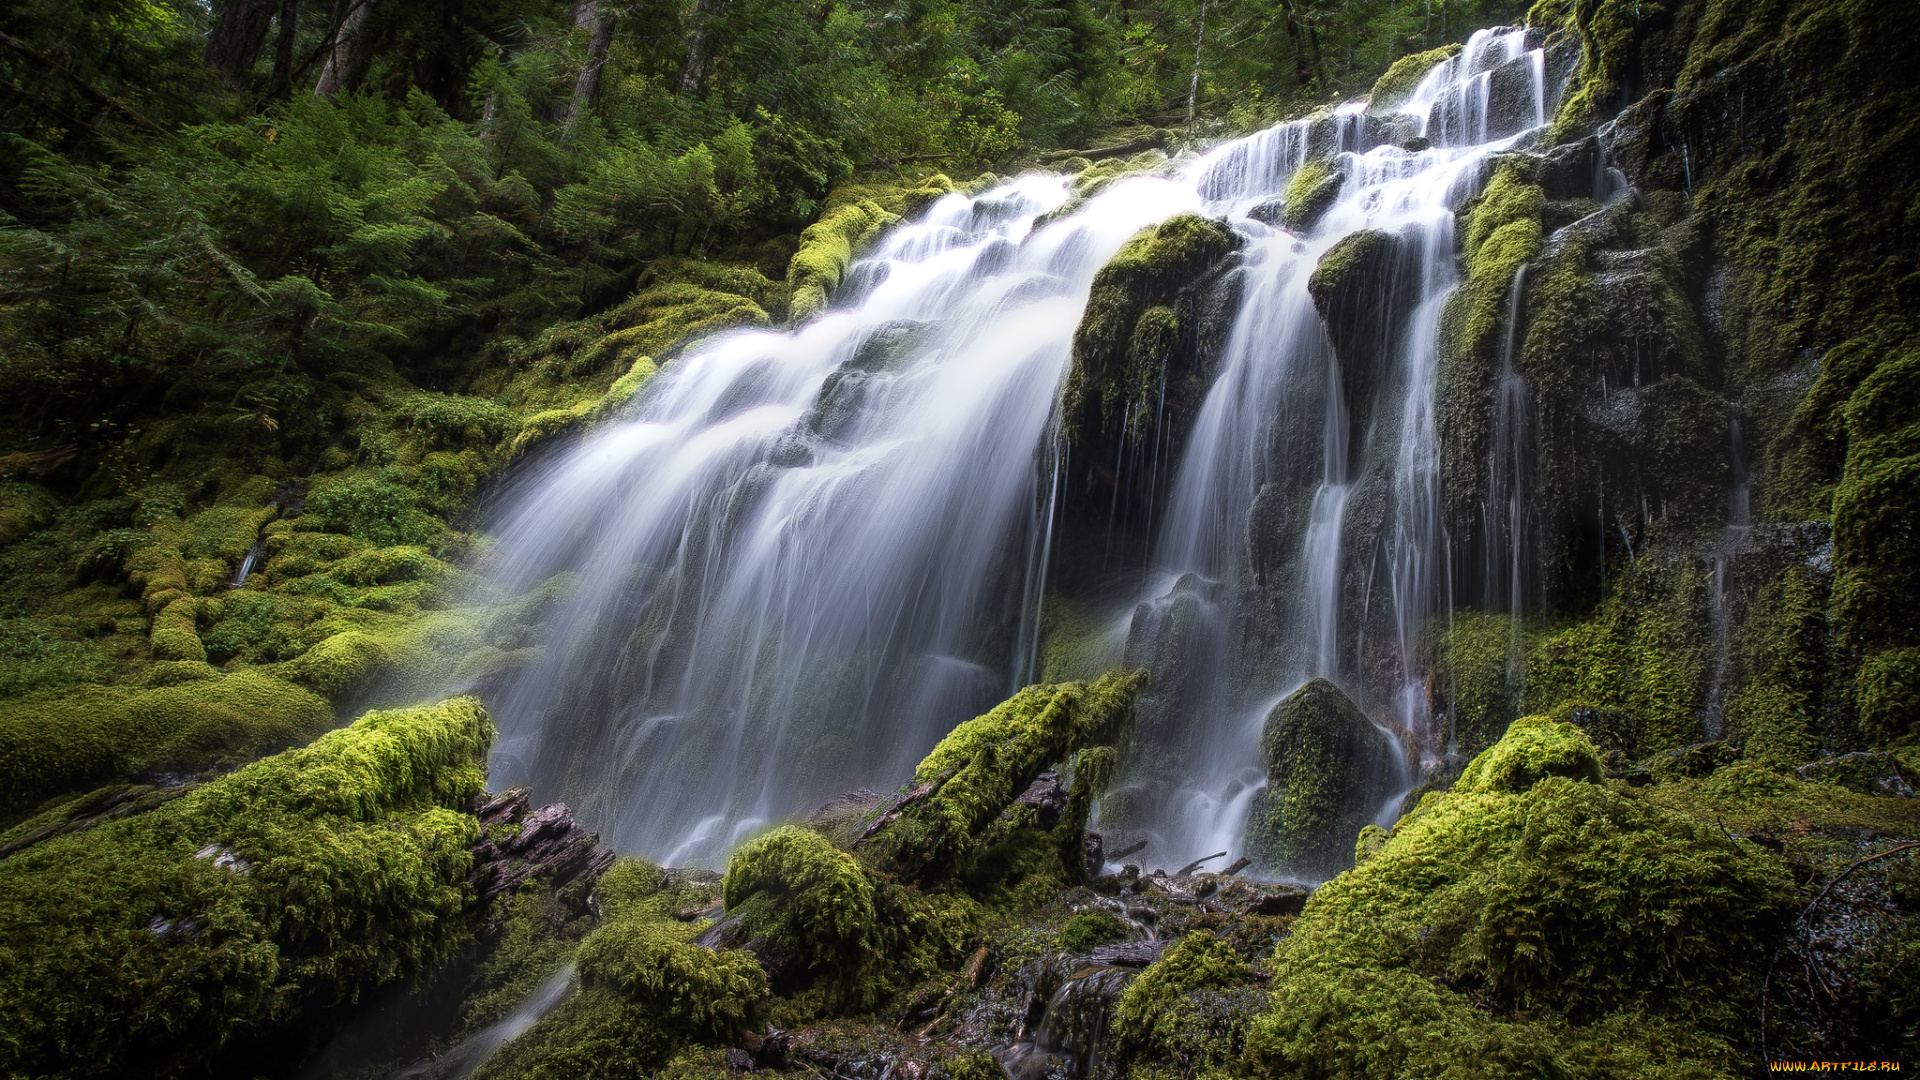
466, 789, 616, 917
1248, 678, 1404, 879
1059, 214, 1244, 535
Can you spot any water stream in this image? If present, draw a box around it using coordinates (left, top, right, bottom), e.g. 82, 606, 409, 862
478, 27, 1553, 872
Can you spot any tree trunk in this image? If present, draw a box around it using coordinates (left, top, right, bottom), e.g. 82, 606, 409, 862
677, 0, 729, 98
270, 0, 300, 98
571, 0, 601, 31
314, 0, 373, 99
563, 7, 618, 139
1276, 0, 1312, 86
205, 0, 276, 83
1185, 0, 1208, 126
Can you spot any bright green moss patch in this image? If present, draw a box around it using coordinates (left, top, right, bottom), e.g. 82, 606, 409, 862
1110, 931, 1258, 1064
1245, 730, 1796, 1078
1367, 42, 1462, 112
861, 670, 1144, 882
787, 200, 901, 322
1525, 556, 1711, 756
0, 669, 333, 812
0, 697, 492, 1079
1456, 713, 1604, 794
1056, 908, 1129, 953
1435, 611, 1524, 757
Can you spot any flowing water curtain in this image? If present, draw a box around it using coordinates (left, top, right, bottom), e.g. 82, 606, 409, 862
1106, 27, 1554, 874
478, 26, 1554, 870
479, 174, 1206, 863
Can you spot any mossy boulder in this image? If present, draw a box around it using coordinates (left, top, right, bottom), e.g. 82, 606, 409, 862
1109, 930, 1260, 1070
722, 825, 879, 983
1455, 713, 1604, 794
0, 698, 493, 1079
857, 670, 1143, 887
1282, 159, 1344, 232
1248, 678, 1404, 879
1245, 739, 1797, 1077
1060, 215, 1241, 527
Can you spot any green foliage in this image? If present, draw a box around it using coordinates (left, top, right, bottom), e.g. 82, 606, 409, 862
1435, 611, 1523, 757
0, 697, 492, 1079
1056, 908, 1129, 952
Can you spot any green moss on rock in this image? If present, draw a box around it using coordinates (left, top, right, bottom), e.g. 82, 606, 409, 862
1283, 159, 1344, 232
858, 670, 1144, 883
1367, 43, 1463, 113
0, 697, 492, 1078
1245, 722, 1796, 1078
724, 825, 878, 980
1455, 713, 1604, 794
787, 200, 901, 322
1248, 678, 1403, 879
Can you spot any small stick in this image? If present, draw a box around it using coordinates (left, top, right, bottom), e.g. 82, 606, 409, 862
1222, 856, 1252, 876
1175, 851, 1228, 876
1109, 839, 1148, 860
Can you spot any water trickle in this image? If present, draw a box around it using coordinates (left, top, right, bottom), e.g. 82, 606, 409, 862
1702, 409, 1753, 738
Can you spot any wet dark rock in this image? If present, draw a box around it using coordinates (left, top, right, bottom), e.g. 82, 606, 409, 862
466, 789, 616, 917
1308, 229, 1420, 446
725, 1046, 759, 1071
1089, 940, 1168, 967
1540, 134, 1604, 200
1009, 771, 1068, 830
1244, 887, 1310, 918
1081, 831, 1105, 878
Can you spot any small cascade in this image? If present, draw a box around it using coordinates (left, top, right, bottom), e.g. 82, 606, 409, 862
996, 953, 1140, 1080
230, 541, 263, 589
1702, 409, 1754, 738
414, 963, 578, 1080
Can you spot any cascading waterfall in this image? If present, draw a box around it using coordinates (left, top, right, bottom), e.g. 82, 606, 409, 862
478, 26, 1552, 870
1110, 26, 1550, 871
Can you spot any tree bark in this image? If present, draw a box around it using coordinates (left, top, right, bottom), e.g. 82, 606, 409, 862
563, 6, 618, 139
205, 0, 277, 83
314, 0, 373, 99
676, 0, 729, 98
270, 0, 300, 98
571, 0, 602, 31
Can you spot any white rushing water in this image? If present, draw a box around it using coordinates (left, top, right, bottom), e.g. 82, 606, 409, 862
479, 27, 1551, 870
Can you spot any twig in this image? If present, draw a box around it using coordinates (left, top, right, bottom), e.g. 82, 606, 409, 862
1223, 856, 1252, 876
1175, 851, 1228, 876
1109, 839, 1148, 861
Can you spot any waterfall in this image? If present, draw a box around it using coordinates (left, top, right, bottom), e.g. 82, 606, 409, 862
478, 27, 1551, 868
1113, 26, 1550, 871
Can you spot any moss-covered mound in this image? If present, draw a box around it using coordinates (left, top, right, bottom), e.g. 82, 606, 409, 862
1366, 42, 1462, 112
1109, 930, 1260, 1070
474, 859, 769, 1080
724, 825, 880, 980
1249, 678, 1404, 879
857, 670, 1145, 885
0, 697, 493, 1079
1245, 718, 1797, 1079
